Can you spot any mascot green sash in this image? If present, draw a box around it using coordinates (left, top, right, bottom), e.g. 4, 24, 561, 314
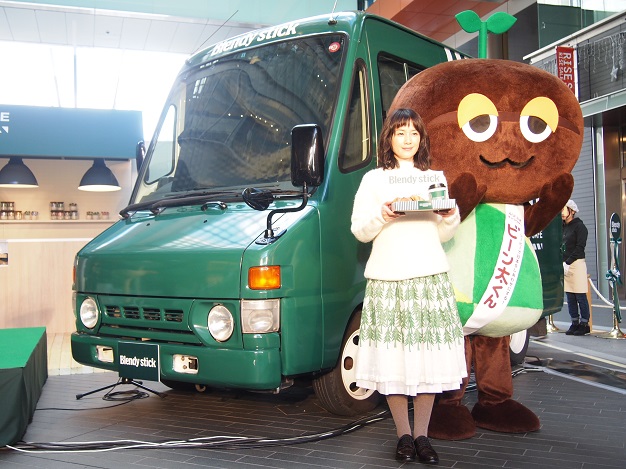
443, 203, 543, 337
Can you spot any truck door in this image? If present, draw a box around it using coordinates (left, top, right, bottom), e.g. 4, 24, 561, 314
362, 17, 463, 129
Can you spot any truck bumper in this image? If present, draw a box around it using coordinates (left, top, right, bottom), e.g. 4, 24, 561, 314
71, 332, 282, 390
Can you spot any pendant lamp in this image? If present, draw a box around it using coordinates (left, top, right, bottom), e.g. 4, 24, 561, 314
0, 157, 39, 188
78, 159, 121, 192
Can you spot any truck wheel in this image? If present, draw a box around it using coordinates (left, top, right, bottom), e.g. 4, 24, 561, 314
312, 310, 380, 416
509, 329, 529, 366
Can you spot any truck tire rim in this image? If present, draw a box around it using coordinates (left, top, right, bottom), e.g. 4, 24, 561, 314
510, 330, 527, 354
341, 329, 375, 400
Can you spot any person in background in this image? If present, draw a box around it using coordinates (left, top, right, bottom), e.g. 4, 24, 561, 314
351, 108, 467, 464
562, 199, 591, 336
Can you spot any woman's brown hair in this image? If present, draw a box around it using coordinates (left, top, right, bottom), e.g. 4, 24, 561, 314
378, 108, 431, 170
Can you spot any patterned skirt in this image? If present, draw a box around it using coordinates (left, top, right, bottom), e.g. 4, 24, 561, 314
355, 273, 467, 395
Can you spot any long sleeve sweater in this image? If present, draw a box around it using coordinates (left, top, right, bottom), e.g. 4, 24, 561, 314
562, 217, 587, 265
351, 162, 460, 281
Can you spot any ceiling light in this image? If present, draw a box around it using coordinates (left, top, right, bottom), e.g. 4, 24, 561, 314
0, 157, 39, 188
78, 159, 121, 192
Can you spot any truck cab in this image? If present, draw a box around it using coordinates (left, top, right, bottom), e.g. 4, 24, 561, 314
71, 11, 468, 415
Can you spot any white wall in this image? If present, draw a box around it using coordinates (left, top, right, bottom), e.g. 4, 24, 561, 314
0, 158, 137, 333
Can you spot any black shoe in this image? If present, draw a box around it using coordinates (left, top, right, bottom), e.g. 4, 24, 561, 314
415, 435, 439, 464
395, 434, 416, 462
573, 323, 590, 336
565, 322, 579, 335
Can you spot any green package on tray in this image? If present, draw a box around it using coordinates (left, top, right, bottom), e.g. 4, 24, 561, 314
391, 199, 456, 212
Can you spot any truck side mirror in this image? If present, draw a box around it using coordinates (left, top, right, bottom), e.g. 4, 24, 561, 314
291, 124, 324, 187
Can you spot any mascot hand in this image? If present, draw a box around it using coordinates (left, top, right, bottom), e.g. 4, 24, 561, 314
449, 172, 487, 221
524, 173, 574, 237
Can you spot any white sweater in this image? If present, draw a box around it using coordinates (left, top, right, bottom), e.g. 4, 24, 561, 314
351, 162, 460, 281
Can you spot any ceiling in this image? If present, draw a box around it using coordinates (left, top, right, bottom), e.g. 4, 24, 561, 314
0, 1, 263, 54
0, 0, 521, 54
367, 0, 509, 43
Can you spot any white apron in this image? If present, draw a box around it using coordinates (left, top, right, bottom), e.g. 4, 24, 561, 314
564, 258, 588, 293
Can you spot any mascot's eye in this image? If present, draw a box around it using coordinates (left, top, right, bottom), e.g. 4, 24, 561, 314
520, 116, 551, 143
461, 114, 498, 142
519, 96, 558, 143
457, 93, 499, 143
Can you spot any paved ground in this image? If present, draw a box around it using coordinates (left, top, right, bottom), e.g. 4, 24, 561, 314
1, 316, 625, 469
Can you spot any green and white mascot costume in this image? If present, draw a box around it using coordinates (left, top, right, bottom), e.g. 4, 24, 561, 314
390, 58, 584, 439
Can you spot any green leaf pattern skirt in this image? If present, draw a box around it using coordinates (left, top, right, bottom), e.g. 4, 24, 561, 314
355, 273, 467, 395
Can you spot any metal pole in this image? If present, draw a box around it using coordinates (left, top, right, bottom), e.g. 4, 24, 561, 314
599, 238, 625, 339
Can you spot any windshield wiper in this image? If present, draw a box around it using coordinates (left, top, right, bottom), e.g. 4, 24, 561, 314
120, 191, 240, 218
271, 189, 309, 197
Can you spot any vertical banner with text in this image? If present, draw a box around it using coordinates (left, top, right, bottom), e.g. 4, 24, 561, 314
556, 46, 578, 98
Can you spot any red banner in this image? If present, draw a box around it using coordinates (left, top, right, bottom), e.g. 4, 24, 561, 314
556, 46, 577, 97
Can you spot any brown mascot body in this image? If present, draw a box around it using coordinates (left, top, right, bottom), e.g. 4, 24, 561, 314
389, 59, 584, 440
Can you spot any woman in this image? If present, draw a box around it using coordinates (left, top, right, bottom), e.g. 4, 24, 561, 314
562, 199, 591, 336
351, 108, 467, 464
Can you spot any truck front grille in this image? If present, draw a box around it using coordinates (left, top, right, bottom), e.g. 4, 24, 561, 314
104, 305, 185, 323
94, 296, 197, 343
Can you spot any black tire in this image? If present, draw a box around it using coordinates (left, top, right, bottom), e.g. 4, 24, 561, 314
312, 309, 381, 416
161, 379, 208, 393
509, 329, 529, 366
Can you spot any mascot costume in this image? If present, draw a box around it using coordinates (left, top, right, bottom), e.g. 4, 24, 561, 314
389, 59, 584, 439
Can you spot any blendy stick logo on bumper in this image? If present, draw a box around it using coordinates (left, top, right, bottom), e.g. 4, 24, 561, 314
118, 342, 160, 381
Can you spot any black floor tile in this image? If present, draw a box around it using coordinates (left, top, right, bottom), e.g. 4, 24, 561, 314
3, 343, 626, 469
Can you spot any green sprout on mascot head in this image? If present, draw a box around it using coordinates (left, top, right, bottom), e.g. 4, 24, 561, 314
388, 11, 584, 440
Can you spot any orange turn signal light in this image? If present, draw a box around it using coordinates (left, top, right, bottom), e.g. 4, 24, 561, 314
248, 266, 281, 290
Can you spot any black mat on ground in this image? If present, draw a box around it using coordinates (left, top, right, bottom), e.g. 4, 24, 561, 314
538, 357, 626, 390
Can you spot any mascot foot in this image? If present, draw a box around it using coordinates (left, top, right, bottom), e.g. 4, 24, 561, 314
428, 404, 476, 440
471, 399, 540, 433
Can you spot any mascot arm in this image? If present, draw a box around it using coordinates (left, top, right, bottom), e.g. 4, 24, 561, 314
448, 172, 488, 221
524, 172, 574, 237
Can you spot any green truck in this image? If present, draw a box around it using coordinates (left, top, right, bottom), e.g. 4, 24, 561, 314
71, 10, 561, 415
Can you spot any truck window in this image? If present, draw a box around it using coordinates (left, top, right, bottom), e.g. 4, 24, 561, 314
378, 54, 423, 116
144, 105, 176, 186
339, 60, 371, 172
133, 34, 346, 204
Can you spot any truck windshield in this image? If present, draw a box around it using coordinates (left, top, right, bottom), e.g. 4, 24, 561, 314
132, 34, 346, 204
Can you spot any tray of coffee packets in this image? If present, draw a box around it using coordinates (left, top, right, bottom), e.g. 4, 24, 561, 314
391, 198, 456, 212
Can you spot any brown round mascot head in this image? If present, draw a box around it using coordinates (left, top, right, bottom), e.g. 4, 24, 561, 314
389, 59, 584, 234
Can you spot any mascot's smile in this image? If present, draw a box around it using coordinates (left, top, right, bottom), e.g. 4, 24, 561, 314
479, 155, 534, 169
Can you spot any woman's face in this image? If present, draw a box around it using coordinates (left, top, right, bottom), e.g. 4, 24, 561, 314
391, 123, 420, 163
561, 207, 571, 221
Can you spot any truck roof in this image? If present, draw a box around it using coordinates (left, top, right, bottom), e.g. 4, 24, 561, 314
186, 10, 468, 67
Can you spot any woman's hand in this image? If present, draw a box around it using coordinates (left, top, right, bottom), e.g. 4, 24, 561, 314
382, 201, 403, 222
435, 206, 457, 218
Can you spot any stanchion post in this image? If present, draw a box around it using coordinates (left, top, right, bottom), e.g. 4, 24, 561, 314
587, 274, 593, 331
546, 314, 560, 333
599, 212, 626, 339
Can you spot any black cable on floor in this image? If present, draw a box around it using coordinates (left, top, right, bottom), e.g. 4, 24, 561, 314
35, 378, 149, 411
5, 409, 391, 453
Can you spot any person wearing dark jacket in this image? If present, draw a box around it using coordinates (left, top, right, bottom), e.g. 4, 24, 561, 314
561, 200, 590, 335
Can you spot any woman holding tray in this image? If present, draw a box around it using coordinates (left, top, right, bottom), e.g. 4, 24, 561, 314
350, 108, 466, 465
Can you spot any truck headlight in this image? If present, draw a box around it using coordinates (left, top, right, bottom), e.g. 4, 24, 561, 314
208, 304, 234, 342
241, 299, 280, 333
79, 297, 99, 329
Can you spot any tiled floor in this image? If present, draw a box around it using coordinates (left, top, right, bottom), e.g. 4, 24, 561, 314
2, 327, 625, 468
